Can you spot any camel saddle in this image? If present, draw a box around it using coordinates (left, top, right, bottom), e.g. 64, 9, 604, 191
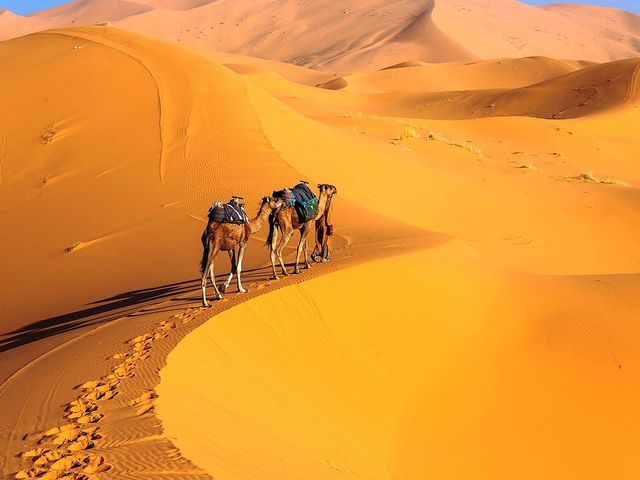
208, 201, 247, 225
273, 183, 319, 222
272, 188, 296, 206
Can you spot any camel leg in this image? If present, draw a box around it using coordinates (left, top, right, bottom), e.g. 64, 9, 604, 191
294, 224, 311, 274
303, 237, 311, 269
201, 269, 210, 307
202, 241, 219, 307
270, 225, 280, 280
221, 249, 236, 293
209, 263, 223, 300
277, 227, 295, 276
236, 242, 248, 293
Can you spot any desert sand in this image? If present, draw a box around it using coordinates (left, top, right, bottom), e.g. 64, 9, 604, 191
0, 0, 639, 479
1, 0, 640, 71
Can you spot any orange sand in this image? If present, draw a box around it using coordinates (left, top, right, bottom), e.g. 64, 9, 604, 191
159, 245, 640, 479
0, 3, 639, 479
1, 0, 639, 71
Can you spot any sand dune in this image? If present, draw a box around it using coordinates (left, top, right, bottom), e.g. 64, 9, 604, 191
159, 245, 640, 479
329, 57, 588, 93
369, 57, 640, 119
433, 0, 640, 63
0, 25, 304, 340
32, 0, 153, 22
1, 11, 640, 480
0, 0, 639, 71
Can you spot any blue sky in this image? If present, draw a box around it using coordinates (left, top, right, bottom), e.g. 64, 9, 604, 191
0, 0, 638, 15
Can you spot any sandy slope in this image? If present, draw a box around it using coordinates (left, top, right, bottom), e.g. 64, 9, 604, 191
0, 25, 424, 478
433, 0, 640, 63
333, 56, 590, 93
1, 19, 640, 480
159, 245, 640, 479
0, 25, 302, 339
32, 0, 154, 22
0, 0, 639, 71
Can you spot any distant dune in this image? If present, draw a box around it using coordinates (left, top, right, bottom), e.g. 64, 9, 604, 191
0, 0, 639, 72
366, 57, 640, 119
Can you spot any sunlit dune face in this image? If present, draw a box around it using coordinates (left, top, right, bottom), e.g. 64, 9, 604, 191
158, 247, 640, 480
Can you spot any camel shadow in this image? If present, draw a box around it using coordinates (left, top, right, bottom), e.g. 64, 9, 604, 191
0, 264, 279, 353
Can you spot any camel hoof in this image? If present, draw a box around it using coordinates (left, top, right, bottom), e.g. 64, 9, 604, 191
238, 289, 248, 294
271, 275, 279, 280
214, 295, 223, 301
202, 302, 210, 308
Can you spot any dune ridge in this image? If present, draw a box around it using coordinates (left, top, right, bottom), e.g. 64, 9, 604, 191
0, 0, 639, 71
369, 57, 640, 119
336, 57, 588, 94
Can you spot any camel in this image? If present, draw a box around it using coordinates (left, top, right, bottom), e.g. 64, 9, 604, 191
311, 190, 335, 263
267, 184, 338, 279
200, 196, 282, 307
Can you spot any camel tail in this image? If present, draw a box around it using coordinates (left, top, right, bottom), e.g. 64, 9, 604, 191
200, 235, 212, 274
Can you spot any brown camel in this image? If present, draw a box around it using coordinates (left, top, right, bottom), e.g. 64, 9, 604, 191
201, 196, 282, 307
267, 184, 338, 279
311, 191, 335, 263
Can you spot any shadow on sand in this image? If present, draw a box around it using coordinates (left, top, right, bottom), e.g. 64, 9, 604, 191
0, 264, 282, 353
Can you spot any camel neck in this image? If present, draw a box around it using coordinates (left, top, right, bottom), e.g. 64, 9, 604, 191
324, 194, 334, 223
249, 203, 270, 234
315, 192, 329, 221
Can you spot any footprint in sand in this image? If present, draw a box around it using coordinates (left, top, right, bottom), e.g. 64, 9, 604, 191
174, 307, 205, 324
15, 317, 176, 479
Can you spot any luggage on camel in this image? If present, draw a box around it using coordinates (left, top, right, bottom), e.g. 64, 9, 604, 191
291, 181, 319, 222
272, 188, 296, 206
273, 181, 319, 223
292, 182, 315, 204
208, 197, 248, 225
296, 196, 319, 223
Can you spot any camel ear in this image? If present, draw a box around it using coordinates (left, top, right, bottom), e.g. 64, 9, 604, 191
317, 184, 323, 189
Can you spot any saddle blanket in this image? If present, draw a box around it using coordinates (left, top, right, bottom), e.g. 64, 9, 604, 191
208, 201, 247, 225
273, 183, 319, 222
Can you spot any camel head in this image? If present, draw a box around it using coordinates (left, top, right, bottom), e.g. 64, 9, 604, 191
317, 184, 338, 197
262, 195, 283, 210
